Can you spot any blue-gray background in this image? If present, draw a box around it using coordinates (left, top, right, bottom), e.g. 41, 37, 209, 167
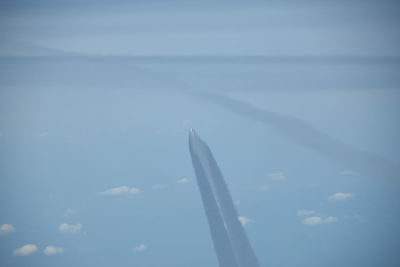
0, 0, 399, 266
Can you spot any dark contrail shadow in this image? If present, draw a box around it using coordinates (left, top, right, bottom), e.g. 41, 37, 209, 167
189, 130, 260, 267
189, 132, 240, 267
190, 91, 400, 184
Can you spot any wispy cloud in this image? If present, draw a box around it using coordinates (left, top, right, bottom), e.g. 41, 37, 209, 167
269, 172, 287, 180
303, 216, 338, 226
59, 223, 82, 233
63, 208, 78, 217
259, 185, 269, 191
177, 178, 190, 184
133, 244, 147, 252
296, 210, 316, 217
238, 216, 255, 226
14, 244, 38, 256
44, 246, 64, 255
328, 192, 354, 201
99, 186, 141, 196
0, 224, 15, 235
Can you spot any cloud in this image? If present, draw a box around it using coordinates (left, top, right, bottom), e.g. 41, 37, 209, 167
303, 216, 338, 226
133, 244, 147, 252
14, 244, 38, 256
296, 210, 316, 217
63, 208, 78, 217
44, 246, 64, 255
0, 224, 15, 235
99, 186, 141, 196
129, 187, 141, 194
328, 192, 354, 201
269, 172, 287, 180
59, 223, 82, 233
177, 178, 190, 184
238, 216, 254, 226
259, 185, 269, 191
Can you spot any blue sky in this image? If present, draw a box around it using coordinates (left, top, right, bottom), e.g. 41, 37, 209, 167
1, 1, 400, 266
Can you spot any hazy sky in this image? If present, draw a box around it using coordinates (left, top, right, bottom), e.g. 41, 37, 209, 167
1, 0, 400, 56
0, 1, 400, 267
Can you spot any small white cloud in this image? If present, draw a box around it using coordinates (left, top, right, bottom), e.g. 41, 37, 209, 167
238, 216, 254, 226
152, 184, 166, 189
44, 246, 64, 255
269, 172, 287, 180
63, 208, 78, 217
14, 244, 38, 256
99, 186, 141, 196
303, 216, 323, 225
177, 178, 190, 184
233, 200, 240, 206
133, 244, 147, 252
303, 216, 338, 226
59, 223, 82, 233
340, 170, 357, 175
0, 224, 15, 235
259, 185, 269, 192
296, 210, 316, 217
129, 187, 141, 194
328, 192, 354, 201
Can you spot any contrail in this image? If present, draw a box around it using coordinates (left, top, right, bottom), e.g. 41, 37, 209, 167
189, 129, 260, 267
192, 91, 400, 184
